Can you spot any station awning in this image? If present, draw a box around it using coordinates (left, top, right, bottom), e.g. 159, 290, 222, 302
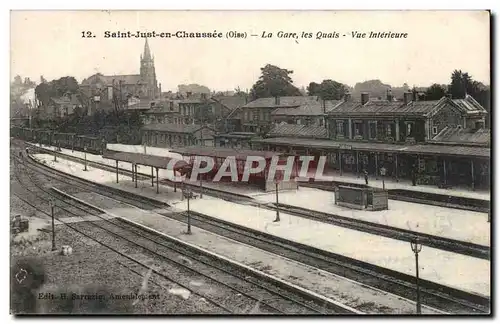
252, 137, 490, 158
170, 145, 284, 160
102, 150, 190, 171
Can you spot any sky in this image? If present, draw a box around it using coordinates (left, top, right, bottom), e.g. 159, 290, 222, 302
10, 10, 490, 92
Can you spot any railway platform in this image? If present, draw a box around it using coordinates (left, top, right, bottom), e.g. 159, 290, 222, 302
30, 142, 490, 201
32, 153, 491, 298
59, 189, 443, 314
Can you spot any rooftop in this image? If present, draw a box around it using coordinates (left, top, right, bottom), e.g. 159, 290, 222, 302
142, 123, 213, 134
431, 126, 490, 146
268, 123, 328, 139
170, 145, 284, 159
328, 95, 488, 117
102, 150, 189, 170
252, 137, 490, 158
243, 96, 318, 108
81, 73, 145, 86
212, 95, 248, 110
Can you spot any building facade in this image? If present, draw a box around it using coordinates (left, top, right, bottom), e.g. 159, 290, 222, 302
252, 92, 490, 190
141, 124, 216, 148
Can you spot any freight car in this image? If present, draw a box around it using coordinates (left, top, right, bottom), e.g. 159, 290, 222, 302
11, 127, 105, 155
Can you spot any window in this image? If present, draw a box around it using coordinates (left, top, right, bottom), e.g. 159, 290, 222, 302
355, 123, 362, 136
386, 124, 392, 136
369, 122, 377, 139
406, 122, 414, 136
432, 126, 438, 135
253, 110, 259, 121
336, 121, 344, 135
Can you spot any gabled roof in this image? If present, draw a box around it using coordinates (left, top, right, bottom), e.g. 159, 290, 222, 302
267, 123, 328, 139
328, 95, 487, 118
50, 94, 82, 106
272, 99, 342, 116
212, 95, 248, 110
128, 99, 153, 110
82, 73, 145, 86
431, 126, 490, 146
452, 95, 488, 114
141, 123, 215, 134
243, 96, 317, 108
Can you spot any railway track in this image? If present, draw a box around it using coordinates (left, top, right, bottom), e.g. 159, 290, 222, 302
160, 178, 489, 260
301, 182, 490, 214
11, 148, 355, 314
24, 141, 490, 213
12, 141, 491, 314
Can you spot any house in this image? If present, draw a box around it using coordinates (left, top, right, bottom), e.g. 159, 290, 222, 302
326, 92, 487, 144
46, 94, 83, 119
142, 100, 182, 125
141, 123, 216, 148
211, 95, 248, 132
230, 96, 335, 135
251, 91, 490, 190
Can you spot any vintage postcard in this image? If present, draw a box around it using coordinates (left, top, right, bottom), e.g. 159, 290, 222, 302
9, 10, 491, 315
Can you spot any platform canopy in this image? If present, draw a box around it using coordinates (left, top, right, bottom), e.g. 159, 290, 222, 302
252, 137, 490, 158
170, 145, 283, 160
102, 150, 190, 171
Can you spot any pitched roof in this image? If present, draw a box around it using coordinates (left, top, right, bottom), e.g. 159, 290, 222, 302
212, 95, 248, 110
272, 99, 342, 116
170, 146, 283, 159
128, 99, 153, 110
50, 94, 82, 106
252, 137, 490, 158
243, 96, 317, 108
452, 95, 488, 114
268, 124, 328, 139
82, 73, 144, 86
144, 100, 181, 114
432, 126, 490, 145
214, 132, 258, 139
328, 95, 489, 118
141, 123, 214, 134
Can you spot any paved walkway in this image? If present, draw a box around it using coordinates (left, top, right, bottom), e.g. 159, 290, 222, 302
31, 143, 490, 201
303, 168, 490, 201
67, 190, 443, 314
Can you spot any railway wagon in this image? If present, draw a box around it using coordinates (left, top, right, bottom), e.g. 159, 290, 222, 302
73, 135, 104, 155
52, 132, 76, 150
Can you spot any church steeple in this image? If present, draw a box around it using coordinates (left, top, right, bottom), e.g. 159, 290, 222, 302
140, 38, 157, 99
143, 38, 152, 61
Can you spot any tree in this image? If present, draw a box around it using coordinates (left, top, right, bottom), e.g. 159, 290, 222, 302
52, 76, 79, 97
250, 64, 301, 99
448, 70, 475, 99
424, 84, 447, 100
13, 75, 22, 85
308, 79, 347, 100
35, 82, 52, 108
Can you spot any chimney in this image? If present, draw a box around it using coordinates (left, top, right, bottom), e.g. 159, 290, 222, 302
344, 92, 351, 102
201, 93, 207, 100
245, 95, 248, 104
386, 89, 393, 101
159, 83, 162, 97
446, 93, 452, 99
403, 92, 412, 105
323, 99, 326, 114
361, 92, 369, 105
169, 101, 174, 110
186, 91, 192, 98
275, 96, 280, 105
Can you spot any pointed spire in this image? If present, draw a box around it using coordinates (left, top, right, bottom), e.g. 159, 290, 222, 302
143, 38, 152, 60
